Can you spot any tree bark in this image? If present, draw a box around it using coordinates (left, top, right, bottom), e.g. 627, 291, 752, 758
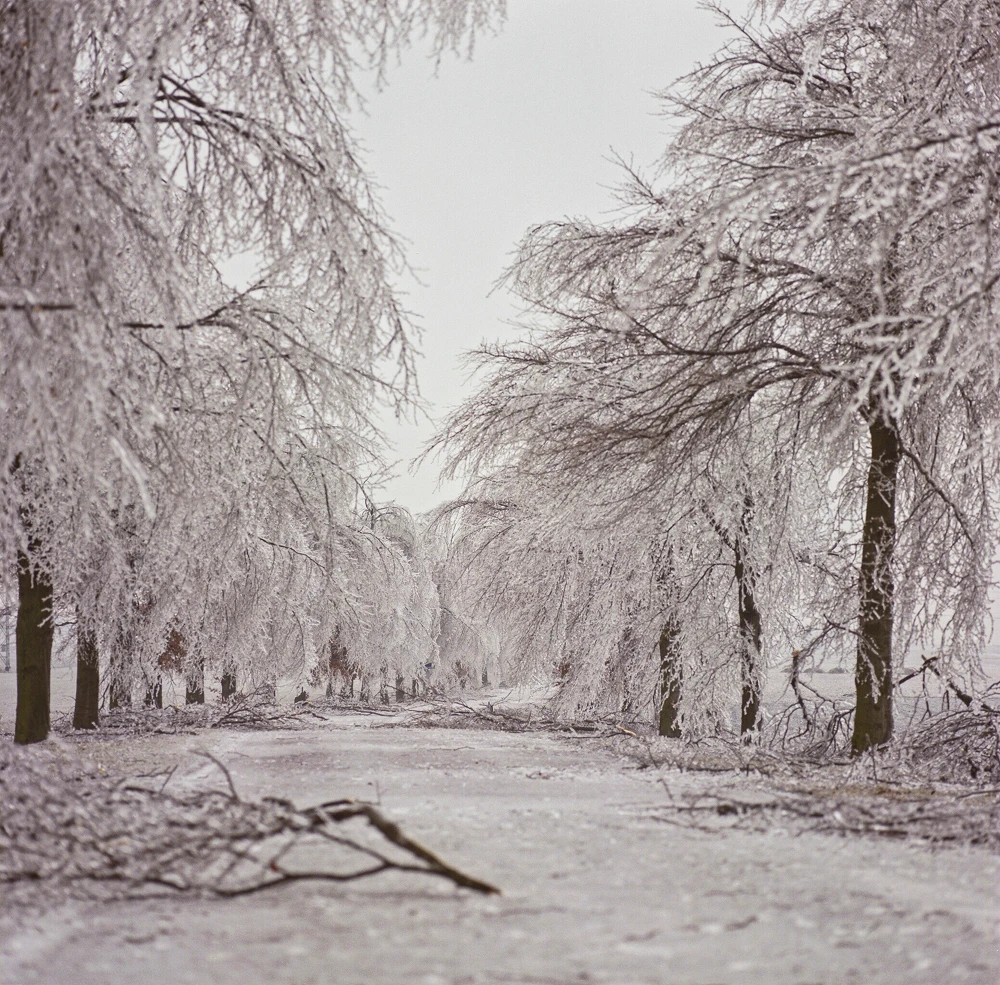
14, 549, 53, 744
73, 613, 100, 729
221, 669, 237, 701
852, 413, 901, 754
657, 612, 683, 737
734, 495, 762, 737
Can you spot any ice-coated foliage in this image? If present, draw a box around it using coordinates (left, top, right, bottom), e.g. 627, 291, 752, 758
436, 0, 1000, 734
0, 0, 504, 700
432, 429, 829, 732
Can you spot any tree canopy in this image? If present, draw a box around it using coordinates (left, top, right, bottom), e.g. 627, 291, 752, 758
1, 0, 504, 740
437, 0, 1000, 749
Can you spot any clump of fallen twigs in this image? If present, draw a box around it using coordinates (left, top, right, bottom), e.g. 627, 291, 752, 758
623, 683, 1000, 851
895, 699, 1000, 786
0, 742, 498, 909
643, 777, 1000, 849
765, 658, 1000, 773
55, 686, 327, 739
400, 693, 639, 737
759, 680, 1000, 786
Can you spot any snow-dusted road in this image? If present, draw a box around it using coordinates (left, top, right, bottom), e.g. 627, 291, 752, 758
2, 720, 998, 985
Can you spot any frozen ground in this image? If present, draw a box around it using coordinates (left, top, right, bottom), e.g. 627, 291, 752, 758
1, 715, 999, 985
2, 648, 999, 984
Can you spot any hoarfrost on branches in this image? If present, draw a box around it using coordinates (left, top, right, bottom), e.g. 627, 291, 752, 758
0, 0, 504, 737
434, 0, 1000, 751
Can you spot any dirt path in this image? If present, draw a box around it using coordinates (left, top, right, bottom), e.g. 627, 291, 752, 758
2, 721, 998, 985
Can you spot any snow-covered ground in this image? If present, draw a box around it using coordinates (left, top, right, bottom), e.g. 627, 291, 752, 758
2, 643, 999, 984
1, 717, 998, 985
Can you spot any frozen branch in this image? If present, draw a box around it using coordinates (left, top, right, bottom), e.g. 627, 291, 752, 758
0, 743, 499, 909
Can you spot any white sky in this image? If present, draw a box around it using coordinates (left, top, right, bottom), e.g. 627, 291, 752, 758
357, 0, 751, 512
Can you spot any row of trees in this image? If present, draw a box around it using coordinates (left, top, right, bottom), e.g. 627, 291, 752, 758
435, 0, 1000, 751
1, 0, 505, 742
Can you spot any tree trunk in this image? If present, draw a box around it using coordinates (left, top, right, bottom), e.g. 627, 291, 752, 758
734, 495, 762, 737
395, 672, 405, 702
852, 413, 901, 754
144, 675, 163, 709
221, 669, 237, 701
73, 615, 100, 729
108, 628, 133, 709
108, 506, 146, 709
657, 612, 683, 738
653, 542, 683, 738
618, 626, 637, 715
14, 549, 54, 744
186, 657, 205, 705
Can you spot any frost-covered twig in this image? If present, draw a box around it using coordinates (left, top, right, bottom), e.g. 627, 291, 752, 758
0, 743, 499, 908
401, 694, 634, 736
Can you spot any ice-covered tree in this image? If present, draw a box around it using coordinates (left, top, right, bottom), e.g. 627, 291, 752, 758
431, 454, 796, 736
0, 0, 504, 742
438, 0, 1000, 752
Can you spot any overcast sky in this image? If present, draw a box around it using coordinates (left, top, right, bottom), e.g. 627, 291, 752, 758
357, 1, 751, 511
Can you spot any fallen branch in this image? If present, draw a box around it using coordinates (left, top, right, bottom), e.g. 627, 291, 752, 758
306, 800, 499, 895
209, 687, 323, 730
0, 743, 499, 909
54, 687, 326, 739
648, 781, 1000, 849
897, 698, 1000, 784
399, 694, 638, 737
625, 694, 1000, 850
894, 655, 980, 709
